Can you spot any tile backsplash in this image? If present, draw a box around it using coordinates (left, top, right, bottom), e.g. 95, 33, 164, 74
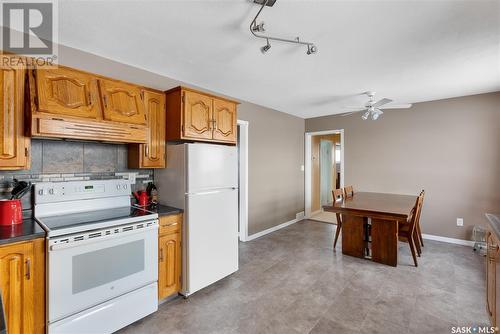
0, 139, 153, 211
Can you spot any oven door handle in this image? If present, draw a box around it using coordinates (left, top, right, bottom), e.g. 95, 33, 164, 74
49, 224, 158, 252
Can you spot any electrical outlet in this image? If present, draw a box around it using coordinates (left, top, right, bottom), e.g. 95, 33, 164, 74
457, 218, 464, 227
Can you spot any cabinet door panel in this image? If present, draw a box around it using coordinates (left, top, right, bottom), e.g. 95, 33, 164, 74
100, 79, 146, 125
0, 64, 28, 169
142, 90, 165, 168
213, 98, 236, 143
0, 242, 35, 334
158, 232, 181, 299
35, 67, 100, 119
182, 91, 213, 140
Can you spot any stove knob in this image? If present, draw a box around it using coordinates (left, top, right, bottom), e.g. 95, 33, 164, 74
123, 184, 128, 190
38, 189, 44, 196
116, 184, 121, 190
49, 188, 54, 195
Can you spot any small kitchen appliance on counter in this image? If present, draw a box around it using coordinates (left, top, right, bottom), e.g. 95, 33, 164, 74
0, 199, 22, 226
34, 179, 159, 334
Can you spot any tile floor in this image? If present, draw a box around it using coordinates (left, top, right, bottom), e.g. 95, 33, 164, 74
119, 220, 489, 334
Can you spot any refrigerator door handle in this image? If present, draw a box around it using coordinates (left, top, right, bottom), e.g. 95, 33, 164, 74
187, 188, 237, 196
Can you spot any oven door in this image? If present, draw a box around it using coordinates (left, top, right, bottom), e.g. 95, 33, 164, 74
48, 220, 158, 323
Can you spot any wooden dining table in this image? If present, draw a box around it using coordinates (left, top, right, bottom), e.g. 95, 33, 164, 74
323, 192, 418, 267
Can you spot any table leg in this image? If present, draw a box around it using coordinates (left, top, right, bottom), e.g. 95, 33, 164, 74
371, 219, 398, 267
341, 215, 365, 258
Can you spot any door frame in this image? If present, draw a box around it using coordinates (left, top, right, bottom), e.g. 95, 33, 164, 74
237, 120, 249, 242
304, 129, 344, 219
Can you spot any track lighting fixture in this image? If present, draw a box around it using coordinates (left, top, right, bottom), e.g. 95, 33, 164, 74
361, 111, 370, 120
250, 0, 317, 55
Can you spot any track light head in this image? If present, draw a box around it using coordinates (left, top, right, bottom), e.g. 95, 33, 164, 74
261, 42, 271, 54
307, 44, 317, 55
252, 21, 265, 32
361, 111, 370, 120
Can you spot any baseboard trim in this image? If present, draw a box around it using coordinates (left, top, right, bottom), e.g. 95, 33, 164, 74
422, 233, 474, 247
246, 218, 300, 241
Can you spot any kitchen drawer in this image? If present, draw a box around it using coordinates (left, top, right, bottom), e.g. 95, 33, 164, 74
159, 214, 182, 236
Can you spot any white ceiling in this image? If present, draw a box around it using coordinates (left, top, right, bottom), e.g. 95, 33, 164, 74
59, 0, 500, 118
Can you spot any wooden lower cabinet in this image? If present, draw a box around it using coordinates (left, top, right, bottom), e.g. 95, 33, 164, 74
158, 214, 182, 300
486, 231, 500, 327
0, 238, 45, 334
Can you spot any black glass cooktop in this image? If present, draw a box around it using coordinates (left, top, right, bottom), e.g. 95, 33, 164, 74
36, 206, 156, 232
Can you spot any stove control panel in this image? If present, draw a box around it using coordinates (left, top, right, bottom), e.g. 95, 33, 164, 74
34, 179, 132, 204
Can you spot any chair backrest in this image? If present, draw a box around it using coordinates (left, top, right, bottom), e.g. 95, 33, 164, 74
408, 194, 424, 233
344, 186, 354, 198
416, 189, 425, 224
332, 189, 344, 202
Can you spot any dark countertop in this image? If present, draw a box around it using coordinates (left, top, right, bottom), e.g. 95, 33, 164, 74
486, 213, 500, 240
141, 204, 183, 217
0, 217, 46, 246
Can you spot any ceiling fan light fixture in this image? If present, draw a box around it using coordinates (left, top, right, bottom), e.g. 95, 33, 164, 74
361, 111, 370, 120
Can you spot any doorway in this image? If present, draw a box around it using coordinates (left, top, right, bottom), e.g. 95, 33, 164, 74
304, 130, 344, 223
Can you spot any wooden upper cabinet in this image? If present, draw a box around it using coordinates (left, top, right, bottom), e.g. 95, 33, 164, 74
0, 241, 35, 334
128, 90, 166, 168
30, 65, 149, 144
34, 66, 100, 119
99, 79, 147, 125
213, 98, 237, 143
165, 86, 238, 145
183, 90, 213, 140
0, 60, 30, 170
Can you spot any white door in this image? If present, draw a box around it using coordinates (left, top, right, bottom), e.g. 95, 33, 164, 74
187, 144, 238, 193
185, 188, 238, 295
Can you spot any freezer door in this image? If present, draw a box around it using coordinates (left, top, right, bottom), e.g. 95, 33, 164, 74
187, 144, 238, 193
185, 189, 239, 295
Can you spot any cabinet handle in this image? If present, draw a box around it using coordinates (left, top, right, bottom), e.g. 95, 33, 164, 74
160, 248, 164, 262
26, 258, 31, 280
88, 92, 93, 107
145, 144, 149, 157
103, 95, 108, 109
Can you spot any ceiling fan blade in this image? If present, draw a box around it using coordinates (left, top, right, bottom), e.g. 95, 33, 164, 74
378, 103, 412, 109
339, 109, 366, 116
371, 98, 393, 108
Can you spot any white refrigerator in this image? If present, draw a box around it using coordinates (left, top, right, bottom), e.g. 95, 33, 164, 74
155, 143, 239, 296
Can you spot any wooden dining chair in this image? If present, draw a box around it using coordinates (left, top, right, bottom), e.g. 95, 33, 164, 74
344, 185, 354, 198
398, 194, 423, 267
415, 190, 425, 249
332, 189, 344, 250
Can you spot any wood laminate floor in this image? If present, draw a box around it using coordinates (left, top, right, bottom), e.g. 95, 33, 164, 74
119, 219, 488, 334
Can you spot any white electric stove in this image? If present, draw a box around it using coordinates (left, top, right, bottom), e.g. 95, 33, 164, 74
34, 179, 158, 334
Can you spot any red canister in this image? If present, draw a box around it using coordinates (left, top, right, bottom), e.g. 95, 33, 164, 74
0, 199, 23, 225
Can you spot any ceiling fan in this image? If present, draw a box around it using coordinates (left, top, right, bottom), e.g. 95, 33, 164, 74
341, 92, 412, 120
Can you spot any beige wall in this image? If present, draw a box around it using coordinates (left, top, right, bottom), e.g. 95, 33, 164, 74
57, 45, 305, 236
238, 104, 305, 235
306, 92, 500, 240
